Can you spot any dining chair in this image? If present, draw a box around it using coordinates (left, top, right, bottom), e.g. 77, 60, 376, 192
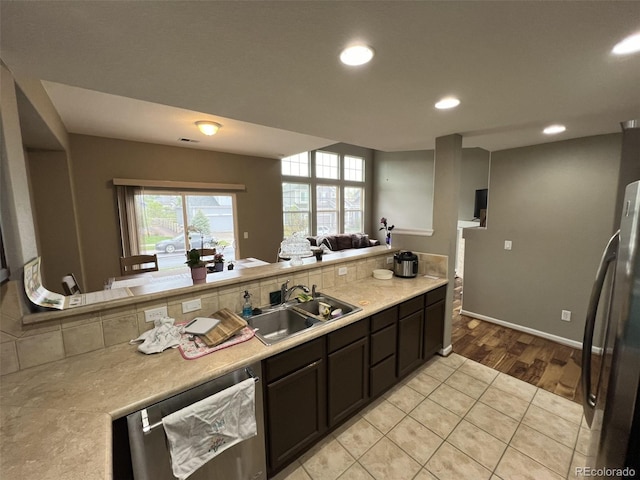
198, 248, 218, 263
61, 273, 81, 295
119, 254, 159, 276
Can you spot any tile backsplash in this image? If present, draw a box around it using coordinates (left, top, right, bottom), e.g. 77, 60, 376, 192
0, 251, 447, 375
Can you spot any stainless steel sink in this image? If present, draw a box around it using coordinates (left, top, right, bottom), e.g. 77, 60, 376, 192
247, 293, 361, 345
292, 295, 357, 317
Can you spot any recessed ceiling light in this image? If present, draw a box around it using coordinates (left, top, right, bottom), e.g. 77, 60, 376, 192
195, 121, 222, 136
612, 32, 640, 55
340, 45, 374, 66
543, 124, 566, 135
435, 97, 461, 110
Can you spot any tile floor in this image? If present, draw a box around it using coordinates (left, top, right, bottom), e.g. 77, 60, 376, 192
272, 353, 592, 480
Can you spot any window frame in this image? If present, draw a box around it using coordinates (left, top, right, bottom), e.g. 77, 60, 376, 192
116, 184, 240, 269
281, 150, 366, 236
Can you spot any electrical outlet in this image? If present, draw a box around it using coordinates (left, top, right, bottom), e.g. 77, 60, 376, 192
386, 256, 394, 264
144, 306, 168, 323
338, 267, 347, 276
504, 240, 512, 250
244, 231, 249, 239
561, 310, 571, 322
182, 298, 202, 314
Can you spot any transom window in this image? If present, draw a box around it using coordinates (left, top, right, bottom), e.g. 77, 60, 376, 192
315, 151, 339, 179
282, 150, 365, 236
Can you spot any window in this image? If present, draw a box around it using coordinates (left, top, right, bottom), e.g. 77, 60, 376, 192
281, 152, 310, 177
344, 186, 364, 233
118, 187, 238, 270
282, 183, 310, 237
316, 185, 338, 234
344, 155, 364, 182
281, 151, 365, 236
315, 151, 339, 179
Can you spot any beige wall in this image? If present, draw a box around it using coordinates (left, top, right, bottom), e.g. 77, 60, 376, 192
374, 135, 463, 352
0, 64, 38, 275
462, 134, 623, 344
373, 149, 435, 236
28, 150, 83, 292
66, 134, 283, 291
459, 148, 490, 221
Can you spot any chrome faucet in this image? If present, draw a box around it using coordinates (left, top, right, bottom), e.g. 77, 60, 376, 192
280, 280, 310, 303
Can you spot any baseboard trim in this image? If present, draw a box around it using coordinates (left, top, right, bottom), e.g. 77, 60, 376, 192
439, 344, 453, 356
460, 309, 603, 354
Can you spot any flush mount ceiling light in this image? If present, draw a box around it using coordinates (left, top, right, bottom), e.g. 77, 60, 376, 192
340, 45, 374, 66
434, 97, 461, 110
543, 124, 566, 135
612, 32, 640, 55
195, 121, 222, 136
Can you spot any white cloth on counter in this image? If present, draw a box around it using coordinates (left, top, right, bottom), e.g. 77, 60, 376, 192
162, 377, 257, 480
129, 317, 181, 354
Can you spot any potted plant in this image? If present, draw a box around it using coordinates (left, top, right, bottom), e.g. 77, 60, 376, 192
185, 248, 207, 283
212, 251, 225, 272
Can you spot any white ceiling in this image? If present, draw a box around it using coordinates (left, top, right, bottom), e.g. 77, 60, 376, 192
1, 1, 639, 157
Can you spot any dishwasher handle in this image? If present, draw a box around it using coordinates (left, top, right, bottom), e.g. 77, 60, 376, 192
141, 366, 260, 434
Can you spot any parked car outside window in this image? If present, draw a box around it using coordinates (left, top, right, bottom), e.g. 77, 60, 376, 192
155, 233, 217, 253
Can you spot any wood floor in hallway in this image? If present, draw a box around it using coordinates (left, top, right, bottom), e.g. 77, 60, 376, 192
451, 278, 590, 404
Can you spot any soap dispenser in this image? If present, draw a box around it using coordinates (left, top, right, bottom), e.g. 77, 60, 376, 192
242, 290, 253, 318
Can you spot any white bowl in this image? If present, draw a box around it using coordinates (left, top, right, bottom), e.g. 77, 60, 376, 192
373, 269, 393, 280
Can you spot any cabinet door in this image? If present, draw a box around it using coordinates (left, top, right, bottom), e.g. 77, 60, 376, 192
266, 359, 326, 474
328, 337, 368, 427
370, 354, 396, 398
370, 324, 396, 365
397, 310, 424, 378
424, 300, 445, 359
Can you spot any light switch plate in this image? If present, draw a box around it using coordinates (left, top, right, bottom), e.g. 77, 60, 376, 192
182, 298, 202, 314
504, 240, 512, 250
338, 267, 347, 276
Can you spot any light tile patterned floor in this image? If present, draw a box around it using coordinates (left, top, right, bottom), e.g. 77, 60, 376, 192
272, 353, 591, 480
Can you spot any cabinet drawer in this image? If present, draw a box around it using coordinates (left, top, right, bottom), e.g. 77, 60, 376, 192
327, 318, 369, 354
370, 355, 397, 398
426, 286, 446, 306
371, 306, 398, 332
265, 337, 325, 383
399, 295, 424, 318
370, 324, 396, 365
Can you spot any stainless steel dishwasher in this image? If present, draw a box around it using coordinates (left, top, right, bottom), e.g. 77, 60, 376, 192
126, 362, 266, 480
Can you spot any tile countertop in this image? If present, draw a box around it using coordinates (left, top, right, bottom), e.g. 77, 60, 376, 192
0, 275, 447, 480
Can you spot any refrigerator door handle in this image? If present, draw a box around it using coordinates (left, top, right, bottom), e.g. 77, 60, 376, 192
582, 230, 619, 426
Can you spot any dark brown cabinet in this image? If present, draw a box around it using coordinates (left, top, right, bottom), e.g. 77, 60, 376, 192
423, 286, 446, 358
397, 295, 425, 378
369, 306, 398, 398
327, 320, 369, 427
264, 338, 326, 475
262, 285, 447, 476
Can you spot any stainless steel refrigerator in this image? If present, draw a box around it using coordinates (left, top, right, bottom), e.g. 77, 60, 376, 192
582, 178, 640, 477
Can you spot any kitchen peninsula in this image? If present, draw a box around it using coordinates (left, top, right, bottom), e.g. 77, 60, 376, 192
0, 247, 449, 479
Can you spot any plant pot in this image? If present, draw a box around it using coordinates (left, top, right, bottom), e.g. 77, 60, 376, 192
227, 263, 234, 270
190, 265, 207, 283
213, 262, 224, 272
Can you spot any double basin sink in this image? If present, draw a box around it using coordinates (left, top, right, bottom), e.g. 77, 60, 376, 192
247, 294, 362, 345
